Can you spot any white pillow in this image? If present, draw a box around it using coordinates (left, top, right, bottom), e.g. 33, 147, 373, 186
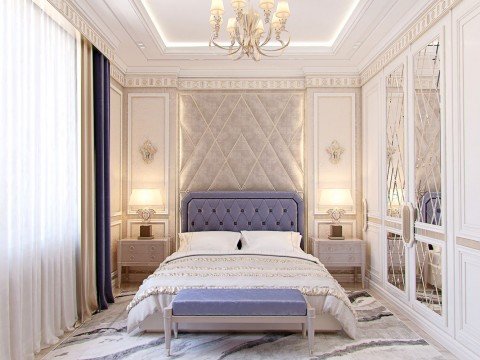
240, 231, 302, 252
177, 231, 241, 252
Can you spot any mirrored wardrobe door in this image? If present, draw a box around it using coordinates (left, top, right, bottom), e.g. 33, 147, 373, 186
385, 63, 408, 293
412, 38, 444, 317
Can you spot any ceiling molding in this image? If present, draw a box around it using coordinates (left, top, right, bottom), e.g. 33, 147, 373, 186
46, 0, 116, 61
111, 64, 126, 86
112, 72, 362, 89
360, 0, 462, 84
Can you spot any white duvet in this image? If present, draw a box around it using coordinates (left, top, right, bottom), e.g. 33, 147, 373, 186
126, 250, 357, 338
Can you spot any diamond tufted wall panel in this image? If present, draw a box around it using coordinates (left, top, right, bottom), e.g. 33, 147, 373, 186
179, 92, 304, 195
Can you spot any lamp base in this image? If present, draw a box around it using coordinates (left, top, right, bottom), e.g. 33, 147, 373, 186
138, 224, 154, 240
328, 224, 345, 240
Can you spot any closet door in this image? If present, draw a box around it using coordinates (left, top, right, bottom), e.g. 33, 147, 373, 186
409, 31, 446, 325
384, 59, 409, 300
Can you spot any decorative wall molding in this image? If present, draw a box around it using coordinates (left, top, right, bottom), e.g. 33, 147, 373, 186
110, 84, 123, 217
125, 75, 178, 88
111, 64, 126, 86
313, 93, 356, 215
128, 93, 170, 216
113, 73, 363, 89
46, 0, 115, 60
306, 75, 361, 88
360, 0, 462, 85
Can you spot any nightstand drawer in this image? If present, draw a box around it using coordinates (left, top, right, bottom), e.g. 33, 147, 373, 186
122, 242, 165, 254
316, 243, 360, 254
318, 252, 362, 264
121, 250, 164, 263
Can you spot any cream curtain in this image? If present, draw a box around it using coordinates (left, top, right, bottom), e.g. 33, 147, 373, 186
0, 0, 79, 359
77, 37, 99, 323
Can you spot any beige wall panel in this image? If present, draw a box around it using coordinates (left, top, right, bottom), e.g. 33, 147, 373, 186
313, 93, 356, 215
110, 85, 123, 217
128, 94, 169, 214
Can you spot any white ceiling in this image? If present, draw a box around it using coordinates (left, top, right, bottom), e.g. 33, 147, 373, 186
143, 0, 359, 47
71, 0, 435, 76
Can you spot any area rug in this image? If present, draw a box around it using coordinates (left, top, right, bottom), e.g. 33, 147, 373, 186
43, 291, 444, 360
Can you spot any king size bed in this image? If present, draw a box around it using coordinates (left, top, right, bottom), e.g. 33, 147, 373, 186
126, 191, 357, 339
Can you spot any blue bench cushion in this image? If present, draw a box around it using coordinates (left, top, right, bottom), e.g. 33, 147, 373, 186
172, 289, 307, 316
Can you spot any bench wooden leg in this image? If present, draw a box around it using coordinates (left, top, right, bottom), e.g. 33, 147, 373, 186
163, 307, 172, 356
301, 323, 306, 338
307, 306, 315, 355
173, 322, 178, 339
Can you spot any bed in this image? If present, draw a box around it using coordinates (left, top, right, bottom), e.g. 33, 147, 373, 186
126, 191, 357, 338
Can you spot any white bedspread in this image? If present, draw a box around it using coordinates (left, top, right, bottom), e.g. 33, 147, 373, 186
126, 250, 357, 338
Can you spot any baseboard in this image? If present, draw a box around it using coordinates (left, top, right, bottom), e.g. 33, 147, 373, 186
369, 279, 479, 360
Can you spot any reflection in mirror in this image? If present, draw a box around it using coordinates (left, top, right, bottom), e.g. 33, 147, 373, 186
414, 39, 442, 226
387, 231, 406, 291
386, 65, 406, 218
415, 240, 442, 315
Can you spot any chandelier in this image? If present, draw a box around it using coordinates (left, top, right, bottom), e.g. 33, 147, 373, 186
209, 0, 291, 61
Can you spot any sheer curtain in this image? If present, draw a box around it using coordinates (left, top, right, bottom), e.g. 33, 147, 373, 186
0, 1, 79, 359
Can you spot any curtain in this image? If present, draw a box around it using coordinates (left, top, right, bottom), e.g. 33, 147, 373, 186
92, 47, 114, 310
77, 37, 99, 322
0, 0, 79, 359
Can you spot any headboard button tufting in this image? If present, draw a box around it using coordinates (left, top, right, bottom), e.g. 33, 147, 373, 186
227, 209, 230, 213
241, 209, 244, 212
269, 209, 273, 212
255, 209, 258, 212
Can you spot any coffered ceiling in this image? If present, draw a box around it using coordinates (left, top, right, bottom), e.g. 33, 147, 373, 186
70, 0, 434, 76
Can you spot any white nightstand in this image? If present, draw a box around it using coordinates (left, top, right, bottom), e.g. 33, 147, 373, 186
117, 238, 170, 288
310, 238, 366, 288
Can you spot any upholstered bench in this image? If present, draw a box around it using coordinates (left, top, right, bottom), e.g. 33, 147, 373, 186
163, 289, 315, 356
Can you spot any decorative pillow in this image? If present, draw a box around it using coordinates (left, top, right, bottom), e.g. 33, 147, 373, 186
177, 231, 241, 252
240, 231, 302, 252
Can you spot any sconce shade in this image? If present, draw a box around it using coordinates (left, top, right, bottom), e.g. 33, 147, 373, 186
319, 189, 353, 207
129, 189, 163, 207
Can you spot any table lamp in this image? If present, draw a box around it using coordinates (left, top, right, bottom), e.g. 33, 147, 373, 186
319, 189, 353, 240
129, 188, 163, 239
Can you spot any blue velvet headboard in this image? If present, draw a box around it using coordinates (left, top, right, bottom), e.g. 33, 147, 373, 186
181, 191, 305, 249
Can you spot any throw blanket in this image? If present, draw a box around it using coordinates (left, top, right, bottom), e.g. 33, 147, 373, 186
126, 250, 357, 338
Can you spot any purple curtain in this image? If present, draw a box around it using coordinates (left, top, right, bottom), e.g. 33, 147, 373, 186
93, 47, 114, 309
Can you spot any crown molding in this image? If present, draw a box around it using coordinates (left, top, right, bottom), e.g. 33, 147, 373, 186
360, 0, 462, 85
113, 73, 363, 90
46, 0, 115, 61
306, 75, 362, 88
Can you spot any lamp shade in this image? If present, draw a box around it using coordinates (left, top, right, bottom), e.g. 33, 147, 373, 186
129, 189, 163, 207
319, 189, 353, 207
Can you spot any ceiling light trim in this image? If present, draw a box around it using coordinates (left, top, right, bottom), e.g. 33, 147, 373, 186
140, 0, 362, 50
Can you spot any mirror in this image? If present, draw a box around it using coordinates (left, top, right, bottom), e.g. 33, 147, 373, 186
414, 39, 442, 226
415, 240, 443, 315
387, 231, 406, 291
386, 64, 406, 218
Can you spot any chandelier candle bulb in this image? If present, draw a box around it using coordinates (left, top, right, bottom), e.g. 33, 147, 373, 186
256, 19, 264, 35
210, 0, 225, 16
271, 13, 281, 30
227, 17, 237, 34
276, 1, 290, 18
259, 0, 275, 11
231, 0, 247, 10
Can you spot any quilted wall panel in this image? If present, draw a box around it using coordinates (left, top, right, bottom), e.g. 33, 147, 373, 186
179, 92, 304, 196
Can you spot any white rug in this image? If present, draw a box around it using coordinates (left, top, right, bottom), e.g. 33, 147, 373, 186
43, 291, 444, 360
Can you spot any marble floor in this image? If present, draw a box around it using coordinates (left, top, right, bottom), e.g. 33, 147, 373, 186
36, 283, 455, 360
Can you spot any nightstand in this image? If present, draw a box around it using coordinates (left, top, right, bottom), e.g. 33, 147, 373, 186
117, 238, 170, 288
311, 238, 366, 288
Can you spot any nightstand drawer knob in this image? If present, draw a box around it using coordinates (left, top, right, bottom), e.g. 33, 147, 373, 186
129, 245, 135, 251
150, 255, 156, 260
129, 255, 135, 260
151, 246, 155, 251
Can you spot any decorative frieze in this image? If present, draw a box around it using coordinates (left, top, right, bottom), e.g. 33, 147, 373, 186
306, 76, 361, 88
124, 75, 178, 88
360, 0, 462, 85
110, 64, 126, 86
46, 0, 115, 61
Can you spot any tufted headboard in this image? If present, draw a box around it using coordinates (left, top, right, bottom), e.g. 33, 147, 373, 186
181, 191, 305, 249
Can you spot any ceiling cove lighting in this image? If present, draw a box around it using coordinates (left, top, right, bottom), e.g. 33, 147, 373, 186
209, 0, 291, 61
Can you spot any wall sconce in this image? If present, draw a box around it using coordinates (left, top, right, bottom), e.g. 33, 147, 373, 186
129, 188, 163, 239
319, 188, 353, 240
